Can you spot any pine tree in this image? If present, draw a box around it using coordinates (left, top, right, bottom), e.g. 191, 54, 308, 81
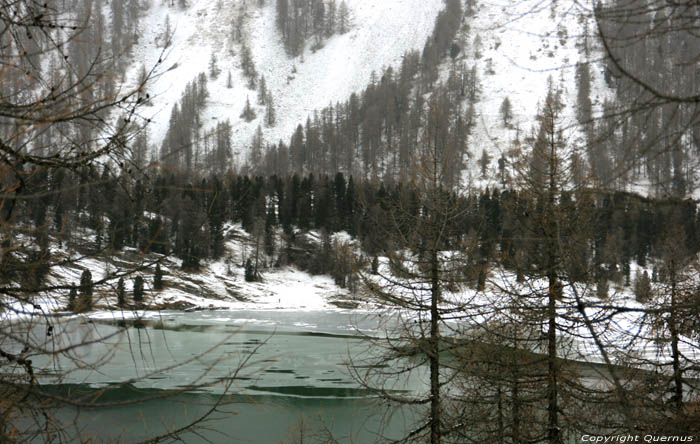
240, 42, 257, 88
479, 149, 491, 178
209, 52, 220, 79
244, 258, 256, 282
498, 155, 507, 185
634, 270, 652, 302
264, 206, 276, 257
240, 96, 256, 122
355, 115, 471, 443
117, 277, 126, 307
265, 93, 276, 127
226, 70, 233, 88
338, 1, 349, 34
250, 125, 264, 166
500, 96, 513, 127
163, 14, 173, 48
79, 270, 93, 312
67, 285, 77, 312
276, 0, 288, 37
477, 265, 487, 291
138, 63, 150, 104
154, 263, 164, 290
257, 75, 267, 105
133, 276, 144, 306
474, 34, 483, 58
596, 276, 609, 299
494, 82, 592, 444
325, 0, 337, 36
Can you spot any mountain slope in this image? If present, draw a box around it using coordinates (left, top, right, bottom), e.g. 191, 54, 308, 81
127, 0, 443, 164
455, 0, 610, 188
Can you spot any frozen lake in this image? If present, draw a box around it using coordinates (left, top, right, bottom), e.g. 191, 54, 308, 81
17, 309, 420, 443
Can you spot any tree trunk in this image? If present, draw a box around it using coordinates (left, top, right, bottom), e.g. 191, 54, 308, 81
669, 269, 683, 410
546, 105, 561, 444
547, 272, 560, 444
511, 331, 522, 444
496, 382, 504, 444
430, 247, 441, 444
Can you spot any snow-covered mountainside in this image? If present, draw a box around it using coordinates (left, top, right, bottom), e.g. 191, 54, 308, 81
124, 0, 617, 184
128, 0, 443, 163
454, 0, 609, 188
83, 0, 700, 199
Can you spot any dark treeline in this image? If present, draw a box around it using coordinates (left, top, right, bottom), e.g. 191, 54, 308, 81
18, 166, 700, 292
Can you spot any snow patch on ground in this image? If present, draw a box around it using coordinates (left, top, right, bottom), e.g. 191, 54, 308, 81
3, 224, 355, 326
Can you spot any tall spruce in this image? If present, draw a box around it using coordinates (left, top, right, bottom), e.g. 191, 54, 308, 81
133, 276, 144, 306
79, 270, 93, 312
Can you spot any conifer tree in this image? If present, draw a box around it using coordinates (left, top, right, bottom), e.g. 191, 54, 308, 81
596, 276, 609, 299
485, 83, 597, 444
354, 110, 472, 443
370, 256, 378, 274
163, 14, 173, 48
479, 149, 491, 178
241, 96, 256, 122
133, 276, 144, 306
244, 258, 256, 282
67, 285, 77, 312
634, 270, 652, 302
338, 1, 349, 34
117, 277, 126, 307
209, 52, 220, 79
265, 93, 276, 127
154, 263, 164, 290
264, 208, 276, 257
79, 270, 93, 312
325, 0, 336, 36
276, 0, 288, 37
500, 96, 513, 127
257, 75, 267, 105
240, 42, 257, 88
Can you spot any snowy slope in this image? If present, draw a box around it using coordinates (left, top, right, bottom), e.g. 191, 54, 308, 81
456, 0, 610, 189
4, 223, 361, 325
126, 0, 443, 165
125, 0, 615, 180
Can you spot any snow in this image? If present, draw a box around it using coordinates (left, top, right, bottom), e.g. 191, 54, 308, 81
458, 0, 612, 189
364, 251, 700, 376
127, 0, 443, 165
0, 223, 352, 323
